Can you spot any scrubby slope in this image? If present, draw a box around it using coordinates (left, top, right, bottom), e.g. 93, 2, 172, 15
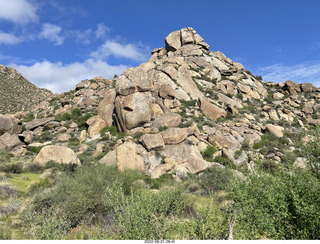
0, 65, 52, 115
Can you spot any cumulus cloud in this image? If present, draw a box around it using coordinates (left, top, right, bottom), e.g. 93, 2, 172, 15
90, 40, 149, 61
0, 0, 38, 24
256, 61, 320, 87
10, 59, 128, 93
0, 32, 22, 45
39, 23, 64, 45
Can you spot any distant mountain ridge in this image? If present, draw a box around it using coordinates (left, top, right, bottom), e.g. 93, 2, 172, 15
0, 65, 52, 114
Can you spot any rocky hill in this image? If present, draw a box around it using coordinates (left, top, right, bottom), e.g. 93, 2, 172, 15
0, 65, 52, 115
1, 27, 320, 240
1, 27, 320, 176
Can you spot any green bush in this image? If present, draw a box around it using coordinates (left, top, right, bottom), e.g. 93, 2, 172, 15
105, 185, 192, 239
0, 162, 23, 173
23, 113, 35, 122
55, 112, 72, 121
26, 165, 144, 233
229, 170, 320, 239
0, 150, 13, 163
302, 128, 320, 180
201, 145, 218, 162
200, 166, 234, 194
213, 156, 236, 169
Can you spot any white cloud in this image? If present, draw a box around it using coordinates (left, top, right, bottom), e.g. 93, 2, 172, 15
0, 32, 22, 45
95, 23, 110, 39
256, 61, 320, 87
0, 0, 38, 24
90, 40, 148, 61
68, 28, 93, 45
10, 59, 128, 93
39, 23, 64, 45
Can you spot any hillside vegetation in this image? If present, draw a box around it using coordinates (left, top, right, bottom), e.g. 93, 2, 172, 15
0, 65, 51, 115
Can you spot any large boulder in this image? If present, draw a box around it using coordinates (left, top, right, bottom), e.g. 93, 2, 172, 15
24, 117, 54, 131
140, 133, 165, 151
300, 83, 316, 93
161, 128, 189, 145
165, 30, 181, 52
0, 117, 13, 136
86, 115, 107, 137
33, 145, 81, 166
208, 130, 241, 154
177, 66, 203, 99
116, 68, 153, 96
0, 117, 22, 135
165, 27, 209, 52
115, 92, 152, 132
0, 133, 24, 151
265, 124, 284, 138
283, 80, 301, 94
116, 141, 146, 173
200, 98, 226, 120
151, 113, 181, 128
97, 89, 116, 126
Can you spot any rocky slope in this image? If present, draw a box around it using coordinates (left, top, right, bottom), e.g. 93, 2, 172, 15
1, 27, 320, 179
0, 65, 52, 115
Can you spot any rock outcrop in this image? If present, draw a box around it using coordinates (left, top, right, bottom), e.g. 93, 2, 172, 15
1, 27, 320, 180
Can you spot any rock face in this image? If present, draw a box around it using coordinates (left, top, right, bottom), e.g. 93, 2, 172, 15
33, 146, 81, 165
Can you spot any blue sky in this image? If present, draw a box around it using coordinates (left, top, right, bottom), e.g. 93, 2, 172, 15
1, 0, 320, 92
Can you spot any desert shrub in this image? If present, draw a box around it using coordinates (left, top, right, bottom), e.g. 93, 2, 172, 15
0, 150, 13, 163
55, 112, 72, 121
105, 185, 192, 239
100, 125, 125, 138
26, 146, 43, 154
255, 159, 280, 174
25, 163, 44, 173
302, 127, 320, 180
0, 199, 21, 216
0, 183, 17, 197
234, 149, 243, 159
229, 170, 320, 239
44, 160, 78, 174
0, 162, 23, 174
201, 145, 218, 162
55, 109, 94, 130
183, 202, 228, 239
146, 173, 176, 189
23, 113, 35, 122
39, 130, 54, 143
0, 226, 11, 239
24, 208, 70, 240
28, 178, 52, 195
213, 156, 236, 169
26, 165, 144, 232
253, 132, 289, 156
200, 166, 234, 194
76, 113, 93, 130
